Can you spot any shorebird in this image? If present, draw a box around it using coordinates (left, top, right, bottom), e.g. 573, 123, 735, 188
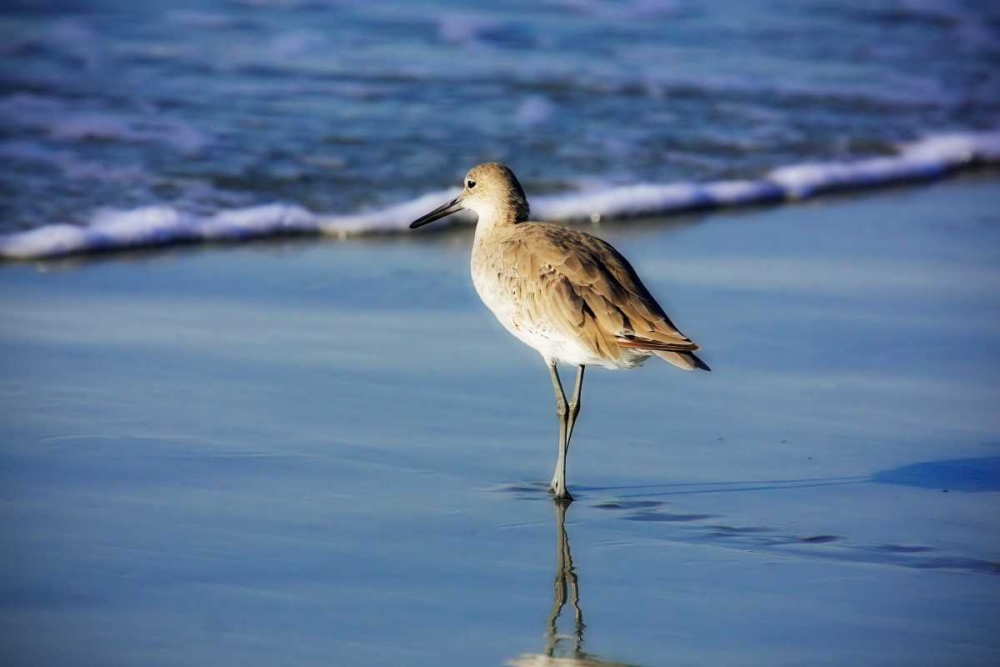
410, 163, 709, 500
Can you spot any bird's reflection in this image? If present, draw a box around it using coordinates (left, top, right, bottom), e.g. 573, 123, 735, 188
508, 501, 639, 667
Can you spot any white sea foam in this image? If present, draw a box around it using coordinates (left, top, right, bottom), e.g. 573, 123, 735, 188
768, 156, 947, 199
768, 131, 1000, 199
317, 189, 467, 236
201, 204, 317, 240
1, 130, 998, 260
534, 179, 787, 222
901, 132, 1000, 163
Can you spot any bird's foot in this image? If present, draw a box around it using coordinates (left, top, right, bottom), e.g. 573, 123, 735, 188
550, 484, 573, 503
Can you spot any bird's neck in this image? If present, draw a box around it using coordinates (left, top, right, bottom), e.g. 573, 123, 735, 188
472, 203, 522, 244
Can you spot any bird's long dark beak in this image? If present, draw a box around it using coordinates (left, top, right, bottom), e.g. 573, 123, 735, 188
410, 196, 463, 229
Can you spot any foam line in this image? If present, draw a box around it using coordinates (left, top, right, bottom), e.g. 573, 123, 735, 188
1, 130, 998, 260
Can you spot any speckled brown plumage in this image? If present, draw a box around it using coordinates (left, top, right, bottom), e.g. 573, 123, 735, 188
473, 220, 707, 370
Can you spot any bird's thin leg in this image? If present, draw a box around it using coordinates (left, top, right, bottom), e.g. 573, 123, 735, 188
547, 363, 571, 500
565, 365, 585, 448
550, 365, 585, 496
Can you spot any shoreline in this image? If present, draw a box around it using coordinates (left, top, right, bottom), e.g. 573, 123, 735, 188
1, 129, 999, 262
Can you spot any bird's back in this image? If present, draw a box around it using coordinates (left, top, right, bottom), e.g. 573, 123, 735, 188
471, 221, 708, 371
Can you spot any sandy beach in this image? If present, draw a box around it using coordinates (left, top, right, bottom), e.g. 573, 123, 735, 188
1, 177, 998, 665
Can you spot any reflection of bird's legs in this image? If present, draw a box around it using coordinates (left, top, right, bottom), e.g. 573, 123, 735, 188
545, 582, 565, 657
561, 501, 585, 656
546, 500, 586, 658
549, 364, 585, 499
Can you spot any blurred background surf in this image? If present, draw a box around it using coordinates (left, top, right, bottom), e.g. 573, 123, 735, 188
0, 0, 998, 254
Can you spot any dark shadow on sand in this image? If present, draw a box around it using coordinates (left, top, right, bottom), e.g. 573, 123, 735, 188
871, 455, 1000, 492
573, 475, 867, 500
496, 460, 1000, 577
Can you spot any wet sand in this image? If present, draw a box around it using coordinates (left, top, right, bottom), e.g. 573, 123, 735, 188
1, 178, 999, 666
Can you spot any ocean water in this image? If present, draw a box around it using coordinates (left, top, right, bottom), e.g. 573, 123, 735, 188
1, 0, 999, 257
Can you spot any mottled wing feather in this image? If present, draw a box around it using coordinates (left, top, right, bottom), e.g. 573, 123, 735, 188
501, 224, 699, 361
572, 231, 698, 348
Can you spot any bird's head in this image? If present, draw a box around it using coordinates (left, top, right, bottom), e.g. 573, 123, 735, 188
410, 163, 530, 229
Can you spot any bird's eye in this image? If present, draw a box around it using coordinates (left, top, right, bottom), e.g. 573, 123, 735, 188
467, 180, 476, 189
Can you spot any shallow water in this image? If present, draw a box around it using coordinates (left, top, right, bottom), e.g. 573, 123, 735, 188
1, 0, 999, 239
1, 178, 999, 665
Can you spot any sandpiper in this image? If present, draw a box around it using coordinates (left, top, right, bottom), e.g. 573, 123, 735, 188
410, 163, 709, 500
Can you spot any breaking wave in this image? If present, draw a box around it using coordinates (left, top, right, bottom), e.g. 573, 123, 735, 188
1, 130, 998, 261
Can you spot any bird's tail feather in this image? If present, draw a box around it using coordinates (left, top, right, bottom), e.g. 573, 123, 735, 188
654, 350, 711, 372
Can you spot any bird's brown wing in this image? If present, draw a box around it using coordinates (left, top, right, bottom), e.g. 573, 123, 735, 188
500, 223, 700, 362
